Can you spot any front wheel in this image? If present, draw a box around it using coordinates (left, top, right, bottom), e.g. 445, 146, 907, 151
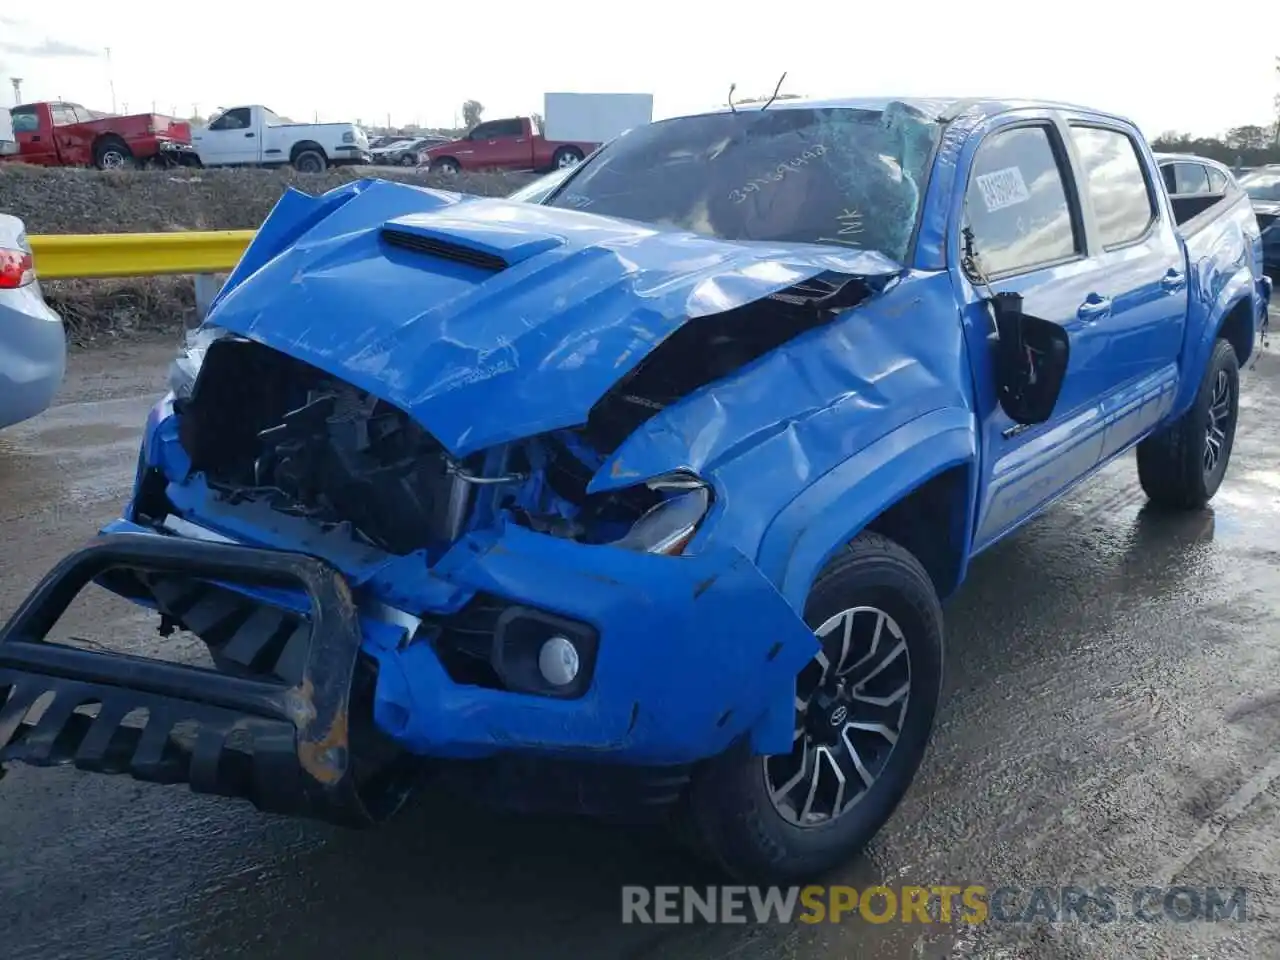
1137, 337, 1240, 510
682, 532, 944, 882
431, 157, 460, 176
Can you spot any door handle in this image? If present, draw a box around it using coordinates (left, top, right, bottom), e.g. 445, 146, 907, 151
1160, 269, 1186, 292
31, 136, 41, 142
1077, 294, 1112, 322
244, 132, 255, 138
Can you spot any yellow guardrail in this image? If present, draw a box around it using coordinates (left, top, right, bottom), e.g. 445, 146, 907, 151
27, 230, 255, 280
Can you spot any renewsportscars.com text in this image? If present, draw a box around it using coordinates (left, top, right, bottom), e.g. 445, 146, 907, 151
621, 885, 1249, 925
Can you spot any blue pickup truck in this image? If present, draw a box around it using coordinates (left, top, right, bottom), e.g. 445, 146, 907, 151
0, 97, 1270, 882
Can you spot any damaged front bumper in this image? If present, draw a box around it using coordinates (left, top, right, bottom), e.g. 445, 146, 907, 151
0, 519, 817, 824
0, 533, 421, 825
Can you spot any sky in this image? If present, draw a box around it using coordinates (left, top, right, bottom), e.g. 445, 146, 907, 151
1, 3, 1275, 138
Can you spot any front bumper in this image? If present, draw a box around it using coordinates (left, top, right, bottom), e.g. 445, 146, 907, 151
0, 533, 420, 824
96, 516, 819, 765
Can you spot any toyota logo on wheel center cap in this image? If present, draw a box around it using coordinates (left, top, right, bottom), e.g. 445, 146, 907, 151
829, 705, 848, 726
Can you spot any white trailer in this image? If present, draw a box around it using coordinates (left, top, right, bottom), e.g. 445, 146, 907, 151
542, 93, 654, 145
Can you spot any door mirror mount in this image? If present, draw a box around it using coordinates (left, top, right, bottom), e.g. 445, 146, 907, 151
990, 292, 1070, 425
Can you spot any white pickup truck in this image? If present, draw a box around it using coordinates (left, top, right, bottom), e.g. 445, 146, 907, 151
191, 105, 370, 172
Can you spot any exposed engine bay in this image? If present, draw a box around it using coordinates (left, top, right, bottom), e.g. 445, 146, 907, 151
170, 272, 875, 558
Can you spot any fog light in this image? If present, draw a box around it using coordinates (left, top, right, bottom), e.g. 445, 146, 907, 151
538, 636, 580, 686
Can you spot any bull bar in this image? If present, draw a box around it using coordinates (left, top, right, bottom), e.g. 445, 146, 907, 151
0, 532, 418, 826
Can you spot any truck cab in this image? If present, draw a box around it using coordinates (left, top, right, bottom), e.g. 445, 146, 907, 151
423, 116, 599, 175
192, 105, 370, 172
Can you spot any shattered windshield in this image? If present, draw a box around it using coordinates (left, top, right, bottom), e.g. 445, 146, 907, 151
544, 104, 941, 262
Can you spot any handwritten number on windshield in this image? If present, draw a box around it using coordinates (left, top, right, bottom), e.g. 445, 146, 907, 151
817, 207, 865, 248
728, 145, 827, 204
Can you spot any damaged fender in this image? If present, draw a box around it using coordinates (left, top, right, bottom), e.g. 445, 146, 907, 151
363, 521, 820, 762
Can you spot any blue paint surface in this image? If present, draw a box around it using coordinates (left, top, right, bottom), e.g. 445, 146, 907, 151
104, 95, 1270, 768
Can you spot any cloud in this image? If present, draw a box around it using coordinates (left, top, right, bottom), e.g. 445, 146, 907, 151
0, 38, 98, 58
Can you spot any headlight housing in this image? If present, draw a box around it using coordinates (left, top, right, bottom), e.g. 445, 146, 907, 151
609, 472, 712, 556
168, 325, 232, 400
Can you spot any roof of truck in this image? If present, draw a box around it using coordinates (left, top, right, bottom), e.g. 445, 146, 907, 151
686, 95, 1130, 126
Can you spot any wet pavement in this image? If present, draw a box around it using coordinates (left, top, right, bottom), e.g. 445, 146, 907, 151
2, 326, 1280, 960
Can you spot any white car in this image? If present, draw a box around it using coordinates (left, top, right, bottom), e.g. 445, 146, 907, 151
191, 105, 370, 172
0, 215, 66, 429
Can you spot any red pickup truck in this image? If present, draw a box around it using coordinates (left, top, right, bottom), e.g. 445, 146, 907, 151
4, 101, 196, 170
421, 116, 598, 175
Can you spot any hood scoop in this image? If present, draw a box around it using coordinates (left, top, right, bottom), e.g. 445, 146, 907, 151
381, 208, 569, 273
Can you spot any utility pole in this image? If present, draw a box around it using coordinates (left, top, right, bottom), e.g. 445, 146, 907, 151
1273, 55, 1279, 146
9, 78, 21, 104
105, 48, 116, 113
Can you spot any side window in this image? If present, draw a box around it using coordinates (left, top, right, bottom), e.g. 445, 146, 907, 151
1069, 125, 1157, 248
1160, 163, 1177, 195
469, 122, 495, 140
50, 105, 78, 127
1174, 162, 1211, 195
209, 108, 250, 131
489, 119, 524, 138
10, 108, 38, 133
1206, 167, 1228, 193
963, 125, 1080, 277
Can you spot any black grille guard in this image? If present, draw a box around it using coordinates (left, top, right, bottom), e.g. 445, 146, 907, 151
0, 533, 420, 826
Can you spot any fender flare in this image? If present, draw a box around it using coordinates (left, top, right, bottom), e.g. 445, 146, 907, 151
1172, 268, 1256, 417
756, 407, 979, 612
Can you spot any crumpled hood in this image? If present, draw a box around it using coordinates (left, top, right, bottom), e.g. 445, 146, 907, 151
207, 177, 903, 457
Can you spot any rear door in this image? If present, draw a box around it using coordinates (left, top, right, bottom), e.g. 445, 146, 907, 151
1064, 123, 1186, 461
958, 114, 1115, 548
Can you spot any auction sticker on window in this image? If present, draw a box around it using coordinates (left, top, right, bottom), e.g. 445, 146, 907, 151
976, 166, 1030, 213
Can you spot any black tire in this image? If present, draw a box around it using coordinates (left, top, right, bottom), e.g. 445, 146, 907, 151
682, 531, 944, 883
1137, 338, 1240, 510
431, 157, 460, 176
93, 137, 133, 171
399, 153, 416, 166
292, 149, 327, 173
552, 146, 584, 170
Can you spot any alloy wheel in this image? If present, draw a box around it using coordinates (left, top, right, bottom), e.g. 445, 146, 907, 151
764, 605, 911, 827
1204, 368, 1232, 475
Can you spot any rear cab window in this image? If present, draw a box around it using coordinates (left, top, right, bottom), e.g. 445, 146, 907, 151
1068, 125, 1157, 248
10, 107, 39, 133
962, 124, 1082, 277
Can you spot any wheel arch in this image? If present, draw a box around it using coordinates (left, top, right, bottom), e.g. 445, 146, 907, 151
289, 140, 326, 164
1172, 275, 1258, 419
92, 133, 131, 161
757, 407, 980, 613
